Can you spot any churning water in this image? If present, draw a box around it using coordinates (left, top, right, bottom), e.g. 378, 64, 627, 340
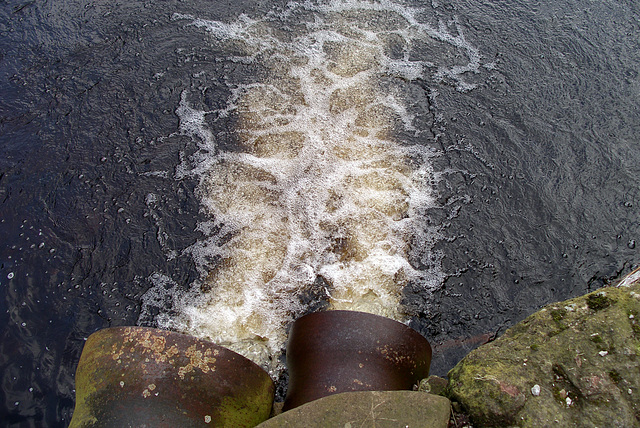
1, 0, 639, 425
138, 0, 492, 373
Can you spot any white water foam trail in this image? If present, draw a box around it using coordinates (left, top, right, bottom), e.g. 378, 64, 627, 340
141, 0, 485, 374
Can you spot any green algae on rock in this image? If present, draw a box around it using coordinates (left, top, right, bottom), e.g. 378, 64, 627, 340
446, 274, 640, 427
419, 375, 449, 396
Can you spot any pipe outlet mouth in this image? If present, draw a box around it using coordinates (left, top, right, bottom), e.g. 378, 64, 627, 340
283, 310, 432, 411
70, 326, 274, 427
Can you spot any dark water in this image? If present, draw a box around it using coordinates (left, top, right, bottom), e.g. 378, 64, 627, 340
1, 0, 638, 425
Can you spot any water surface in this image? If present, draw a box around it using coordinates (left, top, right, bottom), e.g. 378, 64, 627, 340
0, 0, 638, 425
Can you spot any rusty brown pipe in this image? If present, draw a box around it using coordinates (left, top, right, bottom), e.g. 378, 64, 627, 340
70, 326, 274, 427
283, 310, 432, 411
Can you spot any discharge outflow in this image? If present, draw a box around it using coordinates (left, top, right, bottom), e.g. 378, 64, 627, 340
141, 0, 484, 375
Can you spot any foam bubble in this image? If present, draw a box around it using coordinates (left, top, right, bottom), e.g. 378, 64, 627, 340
142, 0, 488, 374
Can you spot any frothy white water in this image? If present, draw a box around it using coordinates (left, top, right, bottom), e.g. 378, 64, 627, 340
141, 0, 485, 374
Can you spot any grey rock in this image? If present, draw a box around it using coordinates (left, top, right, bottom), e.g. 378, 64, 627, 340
257, 390, 451, 427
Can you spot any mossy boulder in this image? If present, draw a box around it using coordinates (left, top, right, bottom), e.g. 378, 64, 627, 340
447, 276, 640, 427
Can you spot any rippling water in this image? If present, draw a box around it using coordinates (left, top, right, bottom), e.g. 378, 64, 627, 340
1, 0, 638, 425
139, 0, 489, 373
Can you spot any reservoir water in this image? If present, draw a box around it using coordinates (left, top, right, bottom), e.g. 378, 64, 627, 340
1, 0, 638, 425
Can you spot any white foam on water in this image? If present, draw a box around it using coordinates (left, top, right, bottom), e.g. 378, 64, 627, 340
142, 0, 487, 374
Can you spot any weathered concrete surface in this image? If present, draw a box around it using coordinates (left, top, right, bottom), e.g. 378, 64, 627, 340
257, 391, 451, 427
447, 274, 640, 427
